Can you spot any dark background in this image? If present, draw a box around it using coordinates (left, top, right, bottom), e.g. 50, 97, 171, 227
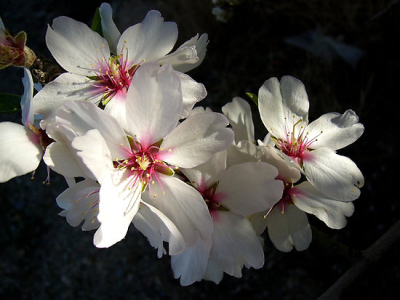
0, 0, 399, 299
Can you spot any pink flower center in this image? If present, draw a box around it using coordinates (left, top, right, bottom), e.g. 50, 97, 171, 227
274, 180, 295, 214
275, 117, 322, 166
91, 43, 140, 105
197, 182, 227, 221
115, 139, 172, 196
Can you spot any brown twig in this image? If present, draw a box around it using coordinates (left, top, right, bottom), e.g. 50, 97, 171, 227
318, 218, 400, 299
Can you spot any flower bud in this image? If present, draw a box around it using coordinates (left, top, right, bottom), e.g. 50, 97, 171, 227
0, 17, 36, 69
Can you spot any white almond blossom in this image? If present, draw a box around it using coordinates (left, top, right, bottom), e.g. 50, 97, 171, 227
222, 96, 358, 252
251, 144, 355, 252
33, 6, 207, 129
0, 69, 50, 182
171, 150, 283, 285
0, 4, 369, 286
258, 76, 364, 201
98, 3, 208, 72
44, 63, 233, 248
57, 177, 186, 258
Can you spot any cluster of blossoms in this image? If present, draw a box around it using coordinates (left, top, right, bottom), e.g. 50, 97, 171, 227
0, 3, 364, 285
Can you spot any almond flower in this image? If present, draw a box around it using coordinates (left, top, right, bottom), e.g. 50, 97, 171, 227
222, 96, 358, 252
44, 63, 233, 248
57, 177, 186, 258
170, 150, 283, 285
0, 69, 50, 182
258, 76, 364, 201
33, 6, 207, 128
98, 3, 208, 73
252, 144, 355, 252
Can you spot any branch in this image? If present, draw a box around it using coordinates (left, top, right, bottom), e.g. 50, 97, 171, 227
318, 218, 400, 299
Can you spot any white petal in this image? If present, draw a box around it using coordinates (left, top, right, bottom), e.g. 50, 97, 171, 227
21, 68, 34, 126
258, 77, 286, 139
280, 76, 309, 121
32, 73, 100, 124
258, 76, 309, 140
103, 96, 128, 132
99, 3, 121, 54
267, 204, 312, 252
222, 97, 255, 143
133, 201, 186, 258
226, 141, 262, 168
217, 162, 283, 216
181, 150, 227, 189
292, 181, 355, 229
118, 10, 178, 63
171, 237, 212, 286
125, 63, 182, 148
202, 259, 224, 284
46, 16, 109, 76
303, 147, 364, 201
143, 173, 213, 246
178, 72, 207, 119
0, 122, 42, 183
56, 179, 101, 231
94, 170, 142, 248
306, 110, 364, 150
56, 100, 130, 160
43, 125, 89, 178
211, 212, 264, 277
159, 112, 234, 168
248, 211, 268, 236
71, 129, 114, 182
158, 33, 209, 73
259, 144, 302, 183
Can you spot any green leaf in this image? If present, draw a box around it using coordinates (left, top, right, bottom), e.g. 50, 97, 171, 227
246, 92, 258, 106
91, 8, 103, 36
0, 93, 21, 113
